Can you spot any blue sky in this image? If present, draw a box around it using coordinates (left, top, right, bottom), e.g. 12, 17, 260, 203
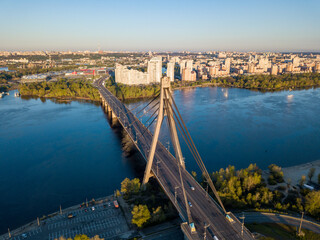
1, 0, 319, 51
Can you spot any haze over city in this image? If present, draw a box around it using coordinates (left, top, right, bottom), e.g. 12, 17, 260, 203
1, 0, 320, 52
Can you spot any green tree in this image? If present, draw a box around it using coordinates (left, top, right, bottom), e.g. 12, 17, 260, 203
300, 175, 306, 186
308, 167, 316, 182
74, 235, 90, 240
131, 204, 151, 228
151, 206, 166, 223
268, 164, 284, 183
305, 191, 320, 217
120, 178, 131, 194
120, 178, 141, 195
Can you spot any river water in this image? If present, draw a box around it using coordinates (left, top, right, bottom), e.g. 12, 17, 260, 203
1, 87, 320, 233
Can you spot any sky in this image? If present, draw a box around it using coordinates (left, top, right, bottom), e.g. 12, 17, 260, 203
0, 0, 320, 52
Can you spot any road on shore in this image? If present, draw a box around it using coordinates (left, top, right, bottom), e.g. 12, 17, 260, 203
235, 212, 320, 234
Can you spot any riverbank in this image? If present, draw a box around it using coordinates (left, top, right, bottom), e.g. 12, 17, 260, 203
281, 159, 320, 185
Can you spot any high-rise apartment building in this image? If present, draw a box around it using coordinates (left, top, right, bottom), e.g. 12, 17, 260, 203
180, 60, 187, 75
248, 63, 256, 73
167, 61, 175, 82
147, 56, 162, 83
115, 64, 149, 85
293, 56, 300, 67
271, 65, 278, 75
182, 68, 197, 81
258, 57, 269, 72
225, 58, 231, 73
186, 60, 193, 69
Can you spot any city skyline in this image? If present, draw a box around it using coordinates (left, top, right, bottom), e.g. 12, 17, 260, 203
1, 0, 320, 52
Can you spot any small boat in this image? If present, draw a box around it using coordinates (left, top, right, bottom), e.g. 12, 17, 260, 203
0, 93, 3, 98
14, 92, 20, 97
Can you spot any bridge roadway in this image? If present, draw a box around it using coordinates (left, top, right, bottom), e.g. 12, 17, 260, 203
94, 78, 254, 240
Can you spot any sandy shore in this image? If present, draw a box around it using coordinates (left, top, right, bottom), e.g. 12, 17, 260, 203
282, 160, 320, 185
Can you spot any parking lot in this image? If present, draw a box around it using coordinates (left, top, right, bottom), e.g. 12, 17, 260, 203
2, 198, 130, 240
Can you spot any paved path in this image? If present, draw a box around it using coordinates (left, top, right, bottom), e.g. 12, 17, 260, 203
235, 212, 320, 234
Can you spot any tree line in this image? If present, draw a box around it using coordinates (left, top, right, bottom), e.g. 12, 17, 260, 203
197, 164, 320, 219
213, 73, 320, 90
19, 79, 100, 101
105, 78, 160, 100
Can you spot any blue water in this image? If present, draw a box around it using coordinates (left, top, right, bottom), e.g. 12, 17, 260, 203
127, 87, 320, 171
0, 67, 9, 72
0, 94, 141, 234
1, 87, 320, 233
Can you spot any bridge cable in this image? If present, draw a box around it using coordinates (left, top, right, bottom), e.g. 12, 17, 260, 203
163, 90, 193, 224
168, 90, 227, 214
132, 93, 160, 115
140, 114, 158, 138
128, 90, 160, 112
144, 106, 160, 126
136, 99, 160, 119
129, 101, 159, 127
166, 90, 227, 214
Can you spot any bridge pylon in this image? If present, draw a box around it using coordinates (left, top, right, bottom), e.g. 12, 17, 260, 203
142, 77, 185, 186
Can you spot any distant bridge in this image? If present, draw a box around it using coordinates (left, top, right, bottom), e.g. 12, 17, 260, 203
94, 77, 254, 240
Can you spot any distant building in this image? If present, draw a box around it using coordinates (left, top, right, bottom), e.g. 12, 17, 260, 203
271, 65, 278, 75
293, 56, 300, 67
224, 58, 231, 73
314, 62, 320, 73
115, 64, 149, 85
167, 61, 175, 82
248, 63, 256, 73
285, 63, 293, 72
186, 60, 193, 70
258, 57, 269, 72
180, 60, 187, 75
218, 52, 226, 59
182, 68, 197, 81
147, 56, 162, 83
209, 66, 219, 76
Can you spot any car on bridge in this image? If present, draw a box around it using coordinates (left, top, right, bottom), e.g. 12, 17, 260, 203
187, 180, 195, 191
226, 213, 234, 223
189, 222, 196, 233
208, 228, 219, 240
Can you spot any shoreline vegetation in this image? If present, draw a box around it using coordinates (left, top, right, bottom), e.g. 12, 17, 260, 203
9, 72, 320, 102
19, 79, 100, 101
105, 73, 320, 101
115, 161, 320, 230
193, 163, 320, 222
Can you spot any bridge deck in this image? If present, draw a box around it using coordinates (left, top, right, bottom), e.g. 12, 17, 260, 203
94, 78, 254, 240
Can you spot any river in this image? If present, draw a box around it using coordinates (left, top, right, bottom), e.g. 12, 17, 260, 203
1, 86, 320, 233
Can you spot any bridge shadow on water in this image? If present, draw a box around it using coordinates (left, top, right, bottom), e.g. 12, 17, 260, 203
101, 106, 146, 179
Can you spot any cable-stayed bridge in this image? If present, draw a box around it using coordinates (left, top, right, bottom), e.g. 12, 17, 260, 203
94, 77, 254, 240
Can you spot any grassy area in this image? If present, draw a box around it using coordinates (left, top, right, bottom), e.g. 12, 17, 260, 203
246, 223, 320, 240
